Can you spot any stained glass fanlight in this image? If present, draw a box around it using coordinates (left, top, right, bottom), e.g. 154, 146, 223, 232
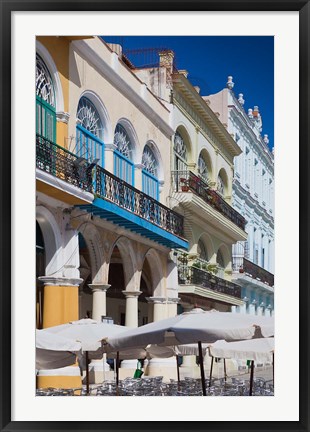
142, 145, 158, 176
198, 239, 208, 261
36, 54, 55, 108
174, 131, 187, 160
77, 97, 103, 139
114, 124, 132, 158
217, 174, 225, 196
198, 153, 209, 182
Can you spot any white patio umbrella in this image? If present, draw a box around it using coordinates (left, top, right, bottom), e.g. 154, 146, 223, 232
105, 309, 274, 395
43, 319, 130, 394
208, 337, 275, 395
36, 329, 82, 370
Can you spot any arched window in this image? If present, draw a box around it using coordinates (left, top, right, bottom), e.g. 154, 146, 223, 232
198, 152, 210, 184
142, 145, 159, 199
174, 131, 188, 172
36, 54, 56, 141
217, 174, 225, 196
76, 97, 104, 167
113, 123, 134, 184
198, 239, 208, 262
216, 249, 225, 278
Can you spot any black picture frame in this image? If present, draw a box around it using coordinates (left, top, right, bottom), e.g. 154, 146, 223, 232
1, 1, 308, 431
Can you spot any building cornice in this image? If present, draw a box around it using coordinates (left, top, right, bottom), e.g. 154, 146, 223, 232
172, 74, 241, 159
229, 107, 274, 170
233, 179, 274, 227
72, 39, 174, 139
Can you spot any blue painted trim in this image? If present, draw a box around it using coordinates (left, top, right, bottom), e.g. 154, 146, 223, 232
76, 198, 188, 250
76, 124, 104, 167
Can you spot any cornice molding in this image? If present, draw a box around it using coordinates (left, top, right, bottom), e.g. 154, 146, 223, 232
73, 40, 174, 138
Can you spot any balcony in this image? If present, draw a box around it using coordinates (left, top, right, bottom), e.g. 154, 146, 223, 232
172, 170, 246, 231
36, 134, 93, 193
233, 257, 274, 287
176, 254, 242, 305
36, 135, 188, 249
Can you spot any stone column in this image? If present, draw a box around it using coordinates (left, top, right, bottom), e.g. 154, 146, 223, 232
88, 284, 111, 383
120, 290, 142, 374
249, 301, 257, 316
89, 284, 111, 321
147, 297, 167, 322
146, 295, 179, 381
37, 276, 83, 390
122, 290, 142, 328
38, 276, 83, 328
167, 297, 180, 318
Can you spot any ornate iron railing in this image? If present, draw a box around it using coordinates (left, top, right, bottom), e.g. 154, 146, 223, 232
95, 165, 184, 237
171, 170, 246, 230
233, 256, 274, 287
36, 135, 185, 238
178, 263, 241, 299
36, 134, 93, 192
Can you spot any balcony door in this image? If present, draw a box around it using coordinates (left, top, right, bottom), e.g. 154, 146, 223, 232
36, 54, 56, 142
113, 124, 134, 185
142, 144, 159, 200
76, 97, 104, 168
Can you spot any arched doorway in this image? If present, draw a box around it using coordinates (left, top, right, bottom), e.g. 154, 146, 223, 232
36, 221, 45, 329
106, 245, 126, 325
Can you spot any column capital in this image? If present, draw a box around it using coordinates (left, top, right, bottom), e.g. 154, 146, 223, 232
134, 163, 144, 170
146, 296, 167, 304
167, 297, 180, 305
38, 276, 83, 287
122, 290, 142, 298
88, 284, 111, 293
105, 143, 117, 151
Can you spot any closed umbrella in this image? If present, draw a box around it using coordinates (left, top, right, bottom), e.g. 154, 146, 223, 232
36, 329, 81, 370
105, 309, 274, 396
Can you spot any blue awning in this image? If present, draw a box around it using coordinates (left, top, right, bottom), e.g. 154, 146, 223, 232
76, 198, 188, 250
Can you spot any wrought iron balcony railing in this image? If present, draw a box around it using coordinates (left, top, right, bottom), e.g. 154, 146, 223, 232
171, 170, 246, 231
36, 135, 185, 239
178, 263, 241, 299
95, 165, 184, 238
36, 134, 93, 192
233, 256, 274, 287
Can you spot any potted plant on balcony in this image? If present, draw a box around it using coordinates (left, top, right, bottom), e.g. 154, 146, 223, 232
207, 263, 218, 275
239, 267, 245, 273
180, 178, 189, 192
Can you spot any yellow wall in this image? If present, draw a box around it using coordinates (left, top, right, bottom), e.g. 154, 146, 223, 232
37, 36, 69, 149
43, 285, 79, 328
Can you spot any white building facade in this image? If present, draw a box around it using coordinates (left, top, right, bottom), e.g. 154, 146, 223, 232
205, 76, 274, 318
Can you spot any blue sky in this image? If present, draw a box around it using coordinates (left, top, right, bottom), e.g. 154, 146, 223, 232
102, 36, 274, 151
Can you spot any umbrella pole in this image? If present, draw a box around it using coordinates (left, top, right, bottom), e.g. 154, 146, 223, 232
85, 351, 90, 395
198, 341, 206, 396
116, 351, 120, 395
209, 356, 214, 387
223, 358, 227, 382
272, 352, 274, 387
176, 355, 180, 387
249, 360, 255, 396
